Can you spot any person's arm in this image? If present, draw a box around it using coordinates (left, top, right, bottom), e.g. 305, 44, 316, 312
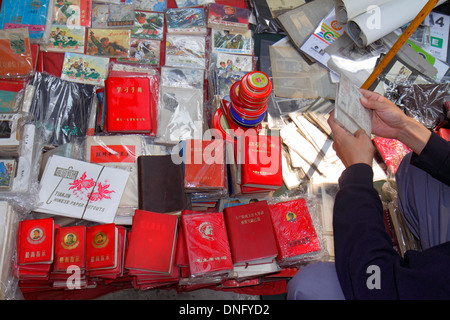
360, 89, 450, 186
328, 115, 402, 299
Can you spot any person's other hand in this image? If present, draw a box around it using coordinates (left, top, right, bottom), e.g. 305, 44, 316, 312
328, 112, 375, 168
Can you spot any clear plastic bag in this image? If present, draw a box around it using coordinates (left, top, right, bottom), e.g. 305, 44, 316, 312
156, 86, 204, 145
28, 72, 97, 147
0, 0, 54, 45
396, 83, 450, 130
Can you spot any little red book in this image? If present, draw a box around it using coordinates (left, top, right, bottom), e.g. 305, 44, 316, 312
85, 223, 118, 271
53, 225, 86, 272
268, 198, 321, 261
223, 200, 278, 266
373, 137, 412, 174
18, 218, 54, 265
88, 225, 127, 279
125, 209, 178, 275
105, 76, 155, 134
183, 139, 225, 191
181, 210, 233, 276
239, 134, 283, 189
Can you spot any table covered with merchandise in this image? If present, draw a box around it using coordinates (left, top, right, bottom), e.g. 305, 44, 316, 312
0, 0, 449, 300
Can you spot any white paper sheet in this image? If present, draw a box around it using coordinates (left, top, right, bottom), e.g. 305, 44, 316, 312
345, 0, 447, 47
335, 0, 392, 24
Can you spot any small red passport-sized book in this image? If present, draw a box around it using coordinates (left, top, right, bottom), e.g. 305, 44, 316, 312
85, 223, 118, 271
223, 200, 278, 266
18, 218, 55, 265
53, 225, 86, 272
125, 210, 178, 275
105, 76, 155, 134
183, 139, 225, 190
88, 226, 127, 279
268, 198, 321, 260
181, 210, 233, 276
373, 137, 412, 174
239, 134, 283, 189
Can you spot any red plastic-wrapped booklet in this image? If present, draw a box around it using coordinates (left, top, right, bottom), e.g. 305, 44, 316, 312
183, 139, 226, 191
268, 198, 321, 261
373, 137, 411, 174
181, 210, 233, 277
53, 225, 86, 272
105, 76, 158, 135
17, 218, 55, 265
85, 223, 118, 271
239, 134, 283, 190
125, 209, 178, 275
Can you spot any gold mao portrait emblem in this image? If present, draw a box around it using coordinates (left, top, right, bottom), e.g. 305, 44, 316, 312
92, 231, 109, 248
62, 232, 79, 249
286, 211, 297, 223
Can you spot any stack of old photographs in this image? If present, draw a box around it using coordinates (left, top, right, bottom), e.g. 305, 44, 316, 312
156, 66, 205, 145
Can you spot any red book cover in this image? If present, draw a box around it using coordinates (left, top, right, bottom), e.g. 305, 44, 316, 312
175, 222, 188, 267
85, 223, 117, 271
184, 139, 225, 190
88, 226, 126, 279
125, 210, 178, 274
268, 198, 321, 260
239, 134, 283, 189
373, 137, 412, 174
105, 76, 156, 134
437, 128, 450, 141
18, 218, 54, 265
181, 210, 233, 276
223, 200, 278, 266
53, 225, 86, 272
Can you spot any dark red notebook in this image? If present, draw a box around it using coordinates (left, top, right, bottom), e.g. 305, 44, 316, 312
223, 200, 278, 266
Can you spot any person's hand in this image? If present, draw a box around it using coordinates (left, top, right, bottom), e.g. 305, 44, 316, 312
359, 88, 408, 139
359, 88, 431, 155
328, 111, 375, 168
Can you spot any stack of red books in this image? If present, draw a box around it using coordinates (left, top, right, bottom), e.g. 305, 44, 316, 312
15, 218, 55, 292
183, 139, 227, 211
85, 223, 127, 281
228, 133, 283, 198
50, 225, 87, 288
